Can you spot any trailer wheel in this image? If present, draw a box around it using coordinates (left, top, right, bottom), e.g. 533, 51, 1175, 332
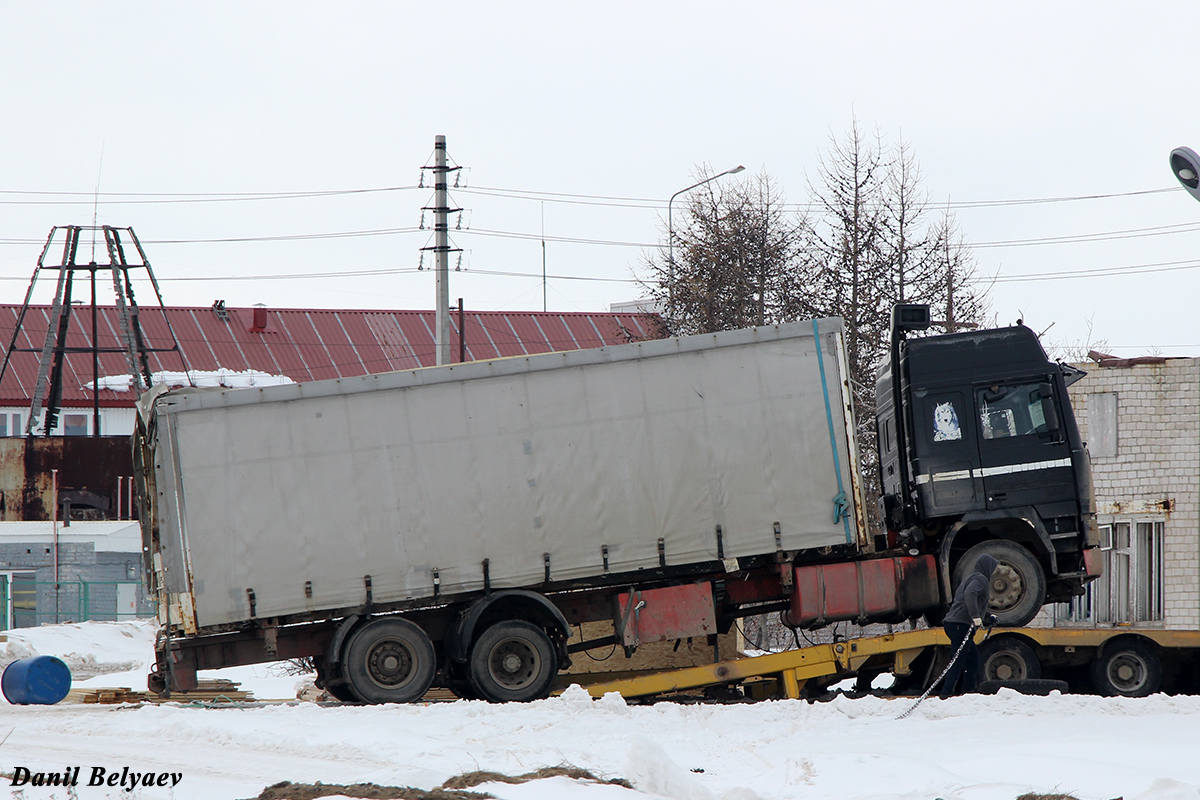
978, 636, 1041, 682
468, 620, 557, 702
954, 540, 1046, 627
1092, 640, 1161, 697
341, 618, 436, 704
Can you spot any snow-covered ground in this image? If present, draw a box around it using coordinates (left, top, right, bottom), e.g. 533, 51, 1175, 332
0, 621, 1196, 800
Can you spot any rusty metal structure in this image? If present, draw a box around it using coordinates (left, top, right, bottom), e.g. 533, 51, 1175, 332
0, 437, 133, 522
0, 226, 188, 437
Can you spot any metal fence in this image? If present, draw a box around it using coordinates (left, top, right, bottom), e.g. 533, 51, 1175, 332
0, 580, 145, 629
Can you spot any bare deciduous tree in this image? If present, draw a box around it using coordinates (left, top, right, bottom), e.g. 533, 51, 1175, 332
643, 171, 804, 336
643, 120, 990, 559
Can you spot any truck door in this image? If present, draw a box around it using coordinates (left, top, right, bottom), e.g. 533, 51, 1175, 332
910, 391, 984, 517
974, 381, 1073, 511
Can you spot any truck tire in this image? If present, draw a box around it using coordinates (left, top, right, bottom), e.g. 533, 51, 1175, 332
954, 540, 1046, 627
1092, 640, 1162, 697
978, 636, 1041, 682
341, 618, 436, 704
468, 620, 557, 702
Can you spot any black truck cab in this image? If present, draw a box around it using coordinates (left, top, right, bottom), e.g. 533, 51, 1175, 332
876, 306, 1101, 626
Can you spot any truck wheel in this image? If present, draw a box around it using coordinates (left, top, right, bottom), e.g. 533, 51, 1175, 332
978, 636, 1041, 682
341, 618, 436, 704
468, 620, 557, 702
954, 540, 1046, 627
1092, 640, 1161, 697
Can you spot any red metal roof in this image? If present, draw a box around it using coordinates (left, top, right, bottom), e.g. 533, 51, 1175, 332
0, 305, 665, 407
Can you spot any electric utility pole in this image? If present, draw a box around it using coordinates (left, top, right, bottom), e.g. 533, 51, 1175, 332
421, 135, 462, 366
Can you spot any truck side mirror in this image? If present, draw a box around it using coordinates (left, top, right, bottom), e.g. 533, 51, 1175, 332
1039, 382, 1060, 433
892, 304, 931, 332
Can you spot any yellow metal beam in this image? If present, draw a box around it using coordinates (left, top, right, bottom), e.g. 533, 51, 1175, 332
583, 628, 950, 699
781, 670, 802, 699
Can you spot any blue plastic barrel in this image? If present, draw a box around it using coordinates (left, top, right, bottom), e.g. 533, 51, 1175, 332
2, 656, 71, 705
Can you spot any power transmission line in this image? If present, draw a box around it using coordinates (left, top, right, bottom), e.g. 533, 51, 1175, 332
992, 256, 1200, 283
0, 182, 1182, 211
973, 220, 1200, 249
0, 186, 419, 205
5, 213, 1193, 251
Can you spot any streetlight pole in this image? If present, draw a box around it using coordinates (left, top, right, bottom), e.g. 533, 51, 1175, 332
667, 165, 746, 319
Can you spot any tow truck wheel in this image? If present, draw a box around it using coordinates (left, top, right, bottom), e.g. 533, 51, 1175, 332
1092, 640, 1161, 697
954, 540, 1046, 627
341, 617, 436, 704
978, 636, 1041, 682
468, 620, 557, 702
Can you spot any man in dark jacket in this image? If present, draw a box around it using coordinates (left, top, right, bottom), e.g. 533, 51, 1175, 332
940, 553, 1000, 696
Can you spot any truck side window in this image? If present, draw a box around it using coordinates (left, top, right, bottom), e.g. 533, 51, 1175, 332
977, 383, 1048, 439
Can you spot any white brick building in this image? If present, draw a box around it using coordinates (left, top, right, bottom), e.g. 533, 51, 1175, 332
1045, 356, 1200, 630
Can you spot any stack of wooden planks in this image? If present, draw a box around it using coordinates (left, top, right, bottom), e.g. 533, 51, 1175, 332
65, 679, 254, 704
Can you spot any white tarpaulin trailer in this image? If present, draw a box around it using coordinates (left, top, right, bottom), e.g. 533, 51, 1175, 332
144, 318, 865, 632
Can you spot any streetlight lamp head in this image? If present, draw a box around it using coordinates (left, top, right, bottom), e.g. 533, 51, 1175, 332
1170, 147, 1200, 200
729, 165, 746, 175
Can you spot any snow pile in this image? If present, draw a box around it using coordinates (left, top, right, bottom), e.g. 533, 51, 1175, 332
0, 621, 1197, 800
0, 619, 154, 678
84, 368, 295, 392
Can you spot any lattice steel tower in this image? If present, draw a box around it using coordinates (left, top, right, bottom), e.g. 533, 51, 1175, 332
0, 225, 188, 436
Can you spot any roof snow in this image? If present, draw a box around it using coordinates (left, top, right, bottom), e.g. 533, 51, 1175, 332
84, 369, 295, 393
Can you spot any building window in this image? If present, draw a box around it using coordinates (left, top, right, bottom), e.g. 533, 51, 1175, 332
1088, 392, 1117, 457
1135, 521, 1165, 621
1094, 520, 1164, 623
63, 414, 88, 437
1061, 582, 1095, 623
0, 413, 22, 437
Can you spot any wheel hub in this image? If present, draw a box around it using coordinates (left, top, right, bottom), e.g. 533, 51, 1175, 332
987, 653, 1027, 681
367, 640, 414, 687
1109, 654, 1147, 692
489, 638, 540, 689
989, 562, 1025, 611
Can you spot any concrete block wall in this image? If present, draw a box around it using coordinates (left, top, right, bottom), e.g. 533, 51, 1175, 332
1068, 359, 1200, 630
0, 540, 152, 625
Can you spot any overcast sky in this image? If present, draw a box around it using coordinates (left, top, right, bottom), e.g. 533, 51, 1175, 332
2, 3, 1198, 356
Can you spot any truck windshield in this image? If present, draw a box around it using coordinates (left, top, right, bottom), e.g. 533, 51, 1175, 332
977, 383, 1048, 439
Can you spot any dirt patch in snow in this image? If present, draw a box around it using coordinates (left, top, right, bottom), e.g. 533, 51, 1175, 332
443, 767, 632, 790
248, 783, 489, 800
248, 766, 634, 799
